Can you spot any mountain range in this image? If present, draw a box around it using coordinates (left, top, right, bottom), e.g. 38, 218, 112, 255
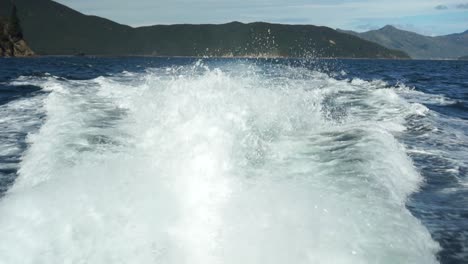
339, 26, 468, 60
1, 0, 467, 59
0, 0, 408, 58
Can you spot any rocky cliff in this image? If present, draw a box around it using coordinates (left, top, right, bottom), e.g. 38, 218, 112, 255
0, 5, 34, 57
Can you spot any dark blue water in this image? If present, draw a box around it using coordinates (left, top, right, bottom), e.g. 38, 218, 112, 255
0, 57, 467, 263
337, 59, 468, 264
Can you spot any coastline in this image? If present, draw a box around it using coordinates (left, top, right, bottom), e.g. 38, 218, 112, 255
3, 54, 467, 61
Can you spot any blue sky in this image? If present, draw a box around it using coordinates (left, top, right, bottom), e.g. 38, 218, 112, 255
56, 0, 468, 35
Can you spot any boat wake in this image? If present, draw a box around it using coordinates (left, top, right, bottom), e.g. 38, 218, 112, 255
0, 61, 439, 263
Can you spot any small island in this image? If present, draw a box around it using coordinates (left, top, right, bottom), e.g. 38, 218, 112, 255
459, 55, 468, 61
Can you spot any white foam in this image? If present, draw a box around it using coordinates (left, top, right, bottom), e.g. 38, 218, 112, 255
0, 62, 439, 263
395, 83, 456, 106
0, 93, 45, 177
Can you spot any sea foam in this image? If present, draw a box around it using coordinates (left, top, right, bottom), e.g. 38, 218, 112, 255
0, 61, 439, 263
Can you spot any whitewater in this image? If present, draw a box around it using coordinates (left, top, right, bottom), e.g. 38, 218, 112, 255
0, 59, 444, 263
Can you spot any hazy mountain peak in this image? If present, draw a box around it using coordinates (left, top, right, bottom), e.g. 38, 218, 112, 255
380, 25, 398, 31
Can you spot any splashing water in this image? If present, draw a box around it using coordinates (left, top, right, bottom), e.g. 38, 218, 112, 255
0, 61, 439, 263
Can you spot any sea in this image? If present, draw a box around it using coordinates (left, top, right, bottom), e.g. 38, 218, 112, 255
0, 57, 466, 264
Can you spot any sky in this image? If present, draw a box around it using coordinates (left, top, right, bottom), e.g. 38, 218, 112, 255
55, 0, 468, 36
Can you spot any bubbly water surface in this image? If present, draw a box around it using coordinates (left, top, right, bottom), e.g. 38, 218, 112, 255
0, 58, 467, 264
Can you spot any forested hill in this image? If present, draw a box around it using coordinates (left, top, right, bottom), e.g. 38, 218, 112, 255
0, 0, 409, 58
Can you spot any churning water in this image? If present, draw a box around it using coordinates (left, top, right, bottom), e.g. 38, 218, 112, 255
0, 58, 466, 264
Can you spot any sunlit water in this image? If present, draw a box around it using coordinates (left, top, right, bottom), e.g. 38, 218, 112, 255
0, 58, 466, 263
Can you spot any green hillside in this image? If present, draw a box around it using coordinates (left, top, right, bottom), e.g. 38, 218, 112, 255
0, 0, 409, 58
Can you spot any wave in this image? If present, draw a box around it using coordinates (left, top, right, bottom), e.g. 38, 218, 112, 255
0, 61, 439, 263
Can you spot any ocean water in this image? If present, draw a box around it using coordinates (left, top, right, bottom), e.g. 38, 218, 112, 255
0, 57, 466, 264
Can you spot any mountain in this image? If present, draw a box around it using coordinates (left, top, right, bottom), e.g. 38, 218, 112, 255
459, 55, 468, 60
338, 26, 468, 59
0, 0, 408, 58
0, 4, 34, 57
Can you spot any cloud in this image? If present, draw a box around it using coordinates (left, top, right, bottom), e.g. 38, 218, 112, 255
456, 3, 468, 8
435, 5, 448, 10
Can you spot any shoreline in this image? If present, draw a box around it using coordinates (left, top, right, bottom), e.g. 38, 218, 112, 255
1, 54, 466, 61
